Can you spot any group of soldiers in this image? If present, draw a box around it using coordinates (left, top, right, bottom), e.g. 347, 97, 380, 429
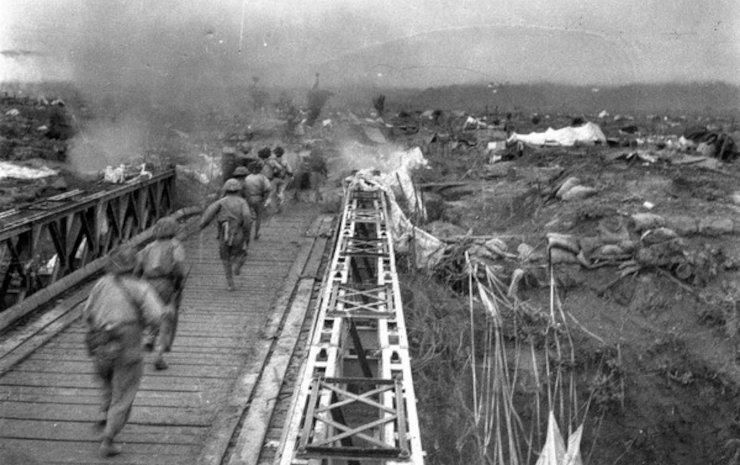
203, 145, 293, 290
81, 146, 294, 457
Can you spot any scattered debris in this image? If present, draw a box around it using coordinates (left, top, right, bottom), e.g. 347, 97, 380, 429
555, 176, 597, 200
424, 221, 467, 238
103, 163, 152, 184
631, 212, 665, 231
607, 150, 656, 164
560, 185, 597, 200
683, 126, 738, 161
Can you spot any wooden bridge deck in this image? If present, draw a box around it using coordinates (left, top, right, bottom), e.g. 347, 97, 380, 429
0, 203, 328, 464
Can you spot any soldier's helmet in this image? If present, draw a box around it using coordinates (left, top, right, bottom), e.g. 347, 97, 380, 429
106, 247, 137, 274
273, 146, 285, 157
223, 178, 242, 193
153, 217, 178, 239
233, 166, 249, 177
257, 147, 271, 159
237, 141, 252, 153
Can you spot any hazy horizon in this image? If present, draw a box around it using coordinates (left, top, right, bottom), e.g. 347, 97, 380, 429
2, 78, 738, 89
1, 0, 737, 90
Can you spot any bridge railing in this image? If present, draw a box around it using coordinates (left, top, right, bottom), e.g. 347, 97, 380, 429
0, 170, 175, 322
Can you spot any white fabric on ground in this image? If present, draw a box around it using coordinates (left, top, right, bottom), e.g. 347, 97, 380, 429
464, 115, 492, 129
0, 161, 57, 180
509, 122, 606, 147
375, 147, 427, 219
535, 411, 584, 465
345, 147, 445, 269
103, 164, 126, 183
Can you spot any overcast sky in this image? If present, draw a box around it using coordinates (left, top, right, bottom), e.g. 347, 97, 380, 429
1, 0, 738, 87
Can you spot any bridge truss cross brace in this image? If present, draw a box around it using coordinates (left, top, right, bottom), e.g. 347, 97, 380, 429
0, 171, 175, 311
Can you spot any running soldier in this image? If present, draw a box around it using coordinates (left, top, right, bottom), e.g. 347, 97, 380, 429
135, 217, 187, 371
243, 161, 272, 240
257, 147, 274, 205
231, 163, 254, 198
199, 179, 253, 290
83, 247, 165, 458
270, 146, 293, 212
221, 165, 250, 199
294, 144, 327, 202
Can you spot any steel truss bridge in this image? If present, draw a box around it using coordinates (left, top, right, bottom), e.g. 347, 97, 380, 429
277, 187, 424, 465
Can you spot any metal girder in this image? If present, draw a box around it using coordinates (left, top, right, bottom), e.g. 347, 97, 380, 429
0, 171, 175, 310
339, 237, 389, 258
298, 377, 409, 461
278, 187, 424, 465
327, 283, 395, 319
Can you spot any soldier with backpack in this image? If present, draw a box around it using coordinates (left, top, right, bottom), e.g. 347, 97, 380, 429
135, 217, 187, 371
270, 146, 293, 212
83, 247, 165, 457
226, 165, 250, 199
243, 161, 272, 240
257, 146, 279, 208
257, 146, 272, 181
199, 179, 254, 290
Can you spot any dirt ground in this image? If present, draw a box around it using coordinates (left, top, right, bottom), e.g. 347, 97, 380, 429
404, 129, 740, 464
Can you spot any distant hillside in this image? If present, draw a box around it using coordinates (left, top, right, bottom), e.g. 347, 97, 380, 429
326, 82, 740, 118
318, 25, 738, 88
3, 80, 737, 121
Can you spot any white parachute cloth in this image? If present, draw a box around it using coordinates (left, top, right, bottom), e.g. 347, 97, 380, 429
509, 122, 606, 147
344, 147, 445, 269
375, 146, 427, 219
535, 411, 584, 465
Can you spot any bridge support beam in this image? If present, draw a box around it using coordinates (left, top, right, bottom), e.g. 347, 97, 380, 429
278, 188, 424, 464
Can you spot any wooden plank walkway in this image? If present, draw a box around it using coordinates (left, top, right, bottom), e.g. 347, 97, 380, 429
0, 204, 322, 464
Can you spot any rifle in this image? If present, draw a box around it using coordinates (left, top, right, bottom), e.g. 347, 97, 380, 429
174, 265, 192, 310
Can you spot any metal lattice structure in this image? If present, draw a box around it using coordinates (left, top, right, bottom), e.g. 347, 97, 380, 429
0, 170, 175, 310
279, 187, 424, 465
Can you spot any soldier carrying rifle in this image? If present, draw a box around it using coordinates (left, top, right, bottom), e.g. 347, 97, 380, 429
135, 217, 188, 371
199, 179, 254, 290
83, 247, 166, 458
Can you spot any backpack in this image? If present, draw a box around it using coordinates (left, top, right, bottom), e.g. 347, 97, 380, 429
85, 276, 144, 355
144, 241, 176, 277
219, 218, 241, 246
